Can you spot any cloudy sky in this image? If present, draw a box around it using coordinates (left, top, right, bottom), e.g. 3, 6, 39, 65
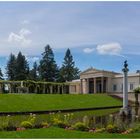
1, 1, 140, 76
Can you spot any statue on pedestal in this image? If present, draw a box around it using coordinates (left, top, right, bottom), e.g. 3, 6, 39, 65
120, 60, 131, 116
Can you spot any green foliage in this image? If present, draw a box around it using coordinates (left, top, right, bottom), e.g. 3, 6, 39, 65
132, 124, 140, 133
72, 122, 89, 131
15, 52, 29, 80
106, 124, 119, 133
20, 121, 33, 129
41, 122, 49, 128
53, 119, 69, 128
0, 115, 11, 130
28, 114, 36, 124
59, 48, 80, 82
6, 53, 16, 80
134, 87, 140, 94
4, 115, 17, 131
29, 62, 38, 81
133, 87, 140, 105
0, 68, 3, 80
5, 47, 81, 82
63, 113, 74, 124
50, 113, 70, 128
38, 45, 59, 82
6, 52, 29, 80
94, 128, 105, 133
20, 113, 36, 129
134, 88, 140, 94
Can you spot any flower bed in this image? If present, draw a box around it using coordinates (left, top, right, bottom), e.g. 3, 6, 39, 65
0, 112, 138, 135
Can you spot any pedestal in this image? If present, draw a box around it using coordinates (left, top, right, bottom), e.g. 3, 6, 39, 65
120, 107, 132, 116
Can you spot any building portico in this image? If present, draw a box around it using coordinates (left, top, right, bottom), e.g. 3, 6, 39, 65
80, 68, 119, 94
81, 77, 107, 94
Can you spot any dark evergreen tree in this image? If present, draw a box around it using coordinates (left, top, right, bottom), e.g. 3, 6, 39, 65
0, 68, 3, 80
29, 62, 38, 80
14, 52, 29, 80
60, 48, 80, 82
38, 45, 59, 82
6, 53, 16, 80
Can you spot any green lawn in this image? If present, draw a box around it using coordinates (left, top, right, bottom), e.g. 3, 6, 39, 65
0, 94, 122, 112
0, 127, 139, 138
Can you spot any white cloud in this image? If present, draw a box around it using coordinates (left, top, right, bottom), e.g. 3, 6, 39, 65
83, 48, 95, 53
19, 28, 31, 36
8, 28, 32, 46
21, 20, 30, 25
96, 43, 122, 56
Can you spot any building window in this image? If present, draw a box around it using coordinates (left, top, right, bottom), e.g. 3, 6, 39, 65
113, 84, 117, 91
130, 83, 134, 90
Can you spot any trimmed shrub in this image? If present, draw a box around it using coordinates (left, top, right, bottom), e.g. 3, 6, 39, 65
94, 128, 106, 133
72, 122, 89, 131
106, 124, 119, 133
41, 122, 49, 128
53, 120, 69, 128
20, 121, 33, 129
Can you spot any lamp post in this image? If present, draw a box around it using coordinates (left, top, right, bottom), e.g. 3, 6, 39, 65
120, 60, 131, 116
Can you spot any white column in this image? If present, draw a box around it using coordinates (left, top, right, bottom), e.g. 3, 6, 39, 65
21, 81, 23, 87
94, 78, 96, 93
120, 60, 131, 116
80, 79, 83, 94
82, 79, 87, 94
86, 78, 89, 93
101, 77, 104, 93
123, 70, 128, 108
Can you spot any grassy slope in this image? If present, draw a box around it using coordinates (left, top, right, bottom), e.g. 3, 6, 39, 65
0, 94, 122, 112
0, 127, 139, 138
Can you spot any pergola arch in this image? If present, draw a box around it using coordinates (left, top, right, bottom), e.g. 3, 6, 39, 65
0, 80, 69, 94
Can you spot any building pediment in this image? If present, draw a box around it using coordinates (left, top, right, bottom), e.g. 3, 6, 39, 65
80, 67, 120, 79
80, 68, 101, 75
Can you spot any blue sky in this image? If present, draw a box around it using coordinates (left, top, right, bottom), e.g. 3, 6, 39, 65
1, 1, 140, 77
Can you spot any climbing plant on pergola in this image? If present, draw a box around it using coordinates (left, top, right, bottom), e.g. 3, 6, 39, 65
0, 80, 69, 94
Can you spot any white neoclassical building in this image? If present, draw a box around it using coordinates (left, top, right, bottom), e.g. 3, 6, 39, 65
69, 67, 140, 94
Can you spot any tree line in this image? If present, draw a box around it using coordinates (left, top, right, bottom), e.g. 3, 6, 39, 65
4, 45, 80, 82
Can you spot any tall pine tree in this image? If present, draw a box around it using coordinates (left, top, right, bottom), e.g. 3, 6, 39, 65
6, 53, 16, 80
38, 45, 59, 81
60, 48, 80, 82
0, 68, 3, 80
14, 52, 29, 80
